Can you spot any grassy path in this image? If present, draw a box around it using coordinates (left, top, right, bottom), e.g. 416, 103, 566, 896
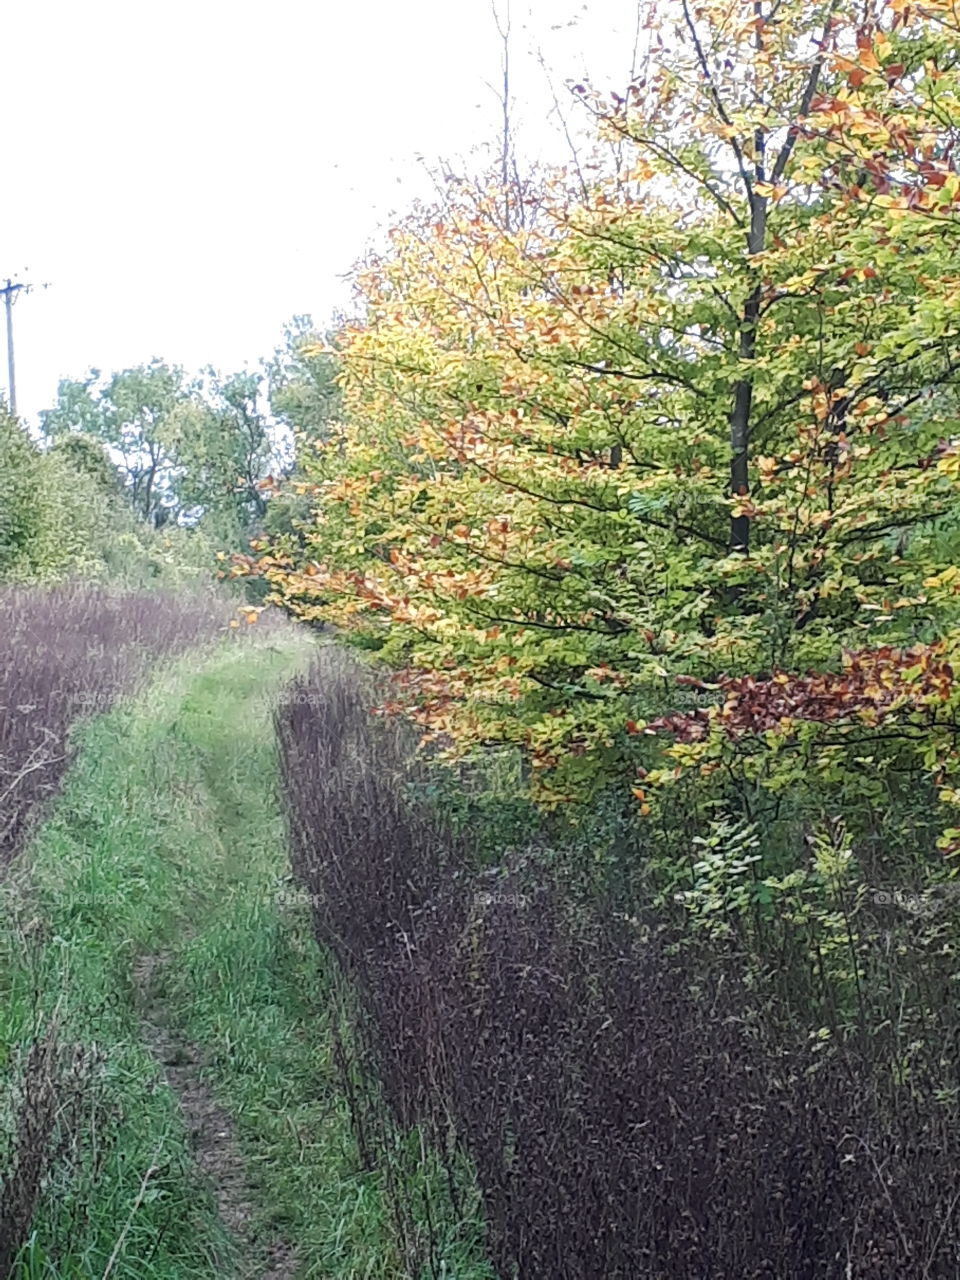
0, 633, 407, 1278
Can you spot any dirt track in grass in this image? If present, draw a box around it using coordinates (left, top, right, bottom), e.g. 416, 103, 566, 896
133, 951, 298, 1280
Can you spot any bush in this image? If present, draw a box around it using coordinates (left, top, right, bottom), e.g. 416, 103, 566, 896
47, 432, 120, 494
0, 410, 66, 583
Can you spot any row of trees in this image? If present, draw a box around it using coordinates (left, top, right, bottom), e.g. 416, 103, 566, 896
1, 317, 340, 588
40, 316, 339, 534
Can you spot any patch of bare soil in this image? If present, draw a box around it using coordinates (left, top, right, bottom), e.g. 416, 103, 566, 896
132, 953, 297, 1280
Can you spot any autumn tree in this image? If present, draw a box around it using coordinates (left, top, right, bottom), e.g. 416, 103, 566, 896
256, 0, 960, 812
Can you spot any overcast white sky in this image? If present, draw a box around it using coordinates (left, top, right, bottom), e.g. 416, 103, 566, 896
4, 0, 645, 425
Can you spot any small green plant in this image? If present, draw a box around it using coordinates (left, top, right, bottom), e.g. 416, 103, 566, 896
674, 816, 763, 939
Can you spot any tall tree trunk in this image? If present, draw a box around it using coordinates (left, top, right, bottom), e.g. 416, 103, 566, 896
729, 191, 766, 553
141, 446, 159, 522
730, 285, 760, 553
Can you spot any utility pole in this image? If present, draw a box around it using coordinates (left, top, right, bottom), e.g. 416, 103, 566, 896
0, 278, 28, 416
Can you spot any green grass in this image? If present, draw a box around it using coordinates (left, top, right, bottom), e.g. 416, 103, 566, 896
0, 633, 492, 1279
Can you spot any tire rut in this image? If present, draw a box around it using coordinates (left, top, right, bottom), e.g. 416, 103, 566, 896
132, 952, 297, 1280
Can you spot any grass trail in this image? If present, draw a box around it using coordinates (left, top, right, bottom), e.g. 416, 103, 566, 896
0, 632, 431, 1278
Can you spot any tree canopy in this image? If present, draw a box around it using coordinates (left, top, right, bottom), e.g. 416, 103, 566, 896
40, 357, 291, 539
250, 0, 960, 830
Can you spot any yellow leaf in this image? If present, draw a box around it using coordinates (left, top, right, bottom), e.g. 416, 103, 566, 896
859, 47, 881, 72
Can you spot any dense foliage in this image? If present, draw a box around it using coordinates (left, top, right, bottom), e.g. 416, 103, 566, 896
256, 0, 960, 835
0, 314, 341, 597
40, 359, 286, 535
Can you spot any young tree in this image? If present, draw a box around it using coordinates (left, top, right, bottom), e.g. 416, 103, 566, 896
0, 409, 133, 582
